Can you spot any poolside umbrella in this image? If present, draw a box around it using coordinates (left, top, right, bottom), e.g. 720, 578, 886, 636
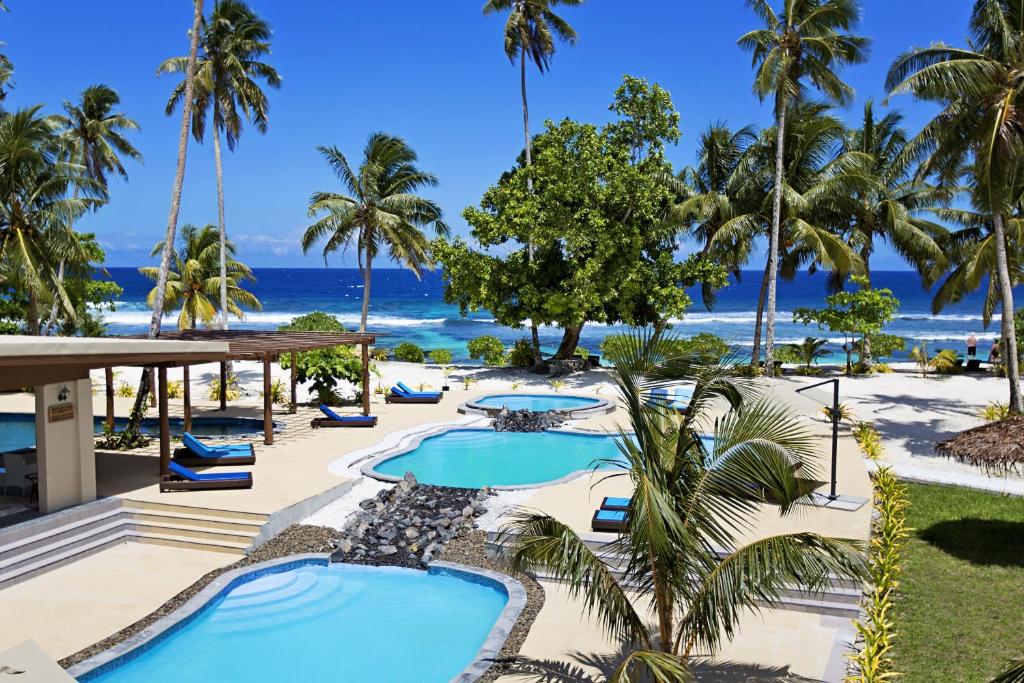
935, 416, 1024, 474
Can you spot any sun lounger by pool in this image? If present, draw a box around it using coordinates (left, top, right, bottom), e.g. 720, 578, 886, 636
600, 496, 631, 511
310, 405, 378, 428
386, 382, 443, 404
591, 508, 627, 533
172, 433, 255, 467
647, 387, 691, 412
160, 461, 253, 492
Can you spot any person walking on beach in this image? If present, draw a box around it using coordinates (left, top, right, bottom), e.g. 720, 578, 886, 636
967, 333, 978, 358
990, 338, 1002, 364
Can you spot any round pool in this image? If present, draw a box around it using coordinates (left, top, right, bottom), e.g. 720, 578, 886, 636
0, 413, 277, 452
460, 393, 613, 417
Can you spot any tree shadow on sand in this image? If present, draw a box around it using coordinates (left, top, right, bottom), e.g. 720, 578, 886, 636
919, 518, 1024, 568
505, 647, 820, 682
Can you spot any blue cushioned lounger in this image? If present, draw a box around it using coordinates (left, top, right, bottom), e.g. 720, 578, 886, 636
310, 405, 378, 428
173, 433, 255, 467
161, 461, 253, 492
600, 497, 631, 511
386, 384, 443, 404
591, 508, 627, 532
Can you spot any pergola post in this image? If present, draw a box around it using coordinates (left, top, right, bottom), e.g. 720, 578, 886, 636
148, 367, 157, 408
289, 350, 297, 414
158, 366, 170, 476
263, 355, 274, 446
219, 361, 227, 410
104, 367, 114, 430
182, 364, 192, 433
361, 342, 370, 416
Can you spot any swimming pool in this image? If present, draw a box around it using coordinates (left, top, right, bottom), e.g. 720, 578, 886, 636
369, 428, 629, 488
79, 560, 513, 683
461, 393, 613, 417
0, 413, 275, 452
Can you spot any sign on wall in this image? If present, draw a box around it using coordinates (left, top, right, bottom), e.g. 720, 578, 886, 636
47, 403, 74, 423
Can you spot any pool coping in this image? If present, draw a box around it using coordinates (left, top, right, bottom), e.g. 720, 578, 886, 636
458, 392, 615, 419
361, 424, 625, 490
68, 554, 527, 683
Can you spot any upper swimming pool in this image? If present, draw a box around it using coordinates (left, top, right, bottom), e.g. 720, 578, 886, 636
0, 413, 274, 453
473, 394, 601, 412
80, 561, 511, 683
370, 428, 628, 488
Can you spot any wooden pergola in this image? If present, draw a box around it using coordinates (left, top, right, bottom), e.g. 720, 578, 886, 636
113, 330, 376, 476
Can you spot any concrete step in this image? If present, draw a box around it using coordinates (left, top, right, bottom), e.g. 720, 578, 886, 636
128, 521, 259, 547
121, 498, 269, 525
0, 518, 130, 573
0, 508, 125, 561
131, 532, 248, 555
0, 531, 128, 589
126, 509, 264, 535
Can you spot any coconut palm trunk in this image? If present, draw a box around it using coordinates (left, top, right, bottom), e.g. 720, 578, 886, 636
750, 259, 771, 367
763, 100, 787, 375
213, 105, 228, 330
520, 50, 543, 367
992, 213, 1022, 412
360, 249, 372, 333
127, 0, 204, 434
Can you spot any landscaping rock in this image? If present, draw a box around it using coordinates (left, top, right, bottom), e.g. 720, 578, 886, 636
492, 407, 565, 432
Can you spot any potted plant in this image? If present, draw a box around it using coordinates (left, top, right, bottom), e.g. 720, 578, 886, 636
441, 365, 452, 392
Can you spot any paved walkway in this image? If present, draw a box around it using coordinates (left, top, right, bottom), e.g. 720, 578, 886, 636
866, 459, 1024, 497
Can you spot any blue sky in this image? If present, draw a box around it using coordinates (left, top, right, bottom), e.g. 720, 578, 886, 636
4, 1, 971, 268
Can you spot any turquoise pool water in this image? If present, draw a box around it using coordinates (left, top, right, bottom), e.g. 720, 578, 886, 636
473, 394, 601, 412
0, 413, 271, 453
85, 563, 508, 683
373, 429, 628, 488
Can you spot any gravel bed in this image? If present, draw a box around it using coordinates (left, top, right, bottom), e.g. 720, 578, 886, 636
301, 477, 390, 530
59, 524, 338, 669
439, 530, 546, 683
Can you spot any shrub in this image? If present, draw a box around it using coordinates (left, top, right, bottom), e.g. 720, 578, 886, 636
116, 382, 135, 398
981, 401, 1012, 422
852, 421, 885, 460
428, 348, 453, 365
461, 375, 477, 390
677, 333, 730, 360
794, 366, 822, 377
873, 362, 893, 374
371, 348, 390, 361
574, 346, 590, 360
932, 348, 960, 374
166, 380, 184, 399
467, 335, 506, 366
261, 378, 290, 406
394, 342, 425, 363
508, 338, 535, 368
549, 379, 566, 392
599, 334, 630, 361
207, 373, 241, 402
847, 467, 909, 682
279, 311, 362, 403
416, 382, 432, 392
821, 402, 856, 423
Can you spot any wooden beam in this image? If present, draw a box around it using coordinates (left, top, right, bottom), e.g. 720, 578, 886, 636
263, 355, 274, 445
104, 367, 114, 430
219, 361, 227, 411
361, 342, 370, 416
289, 350, 297, 414
158, 366, 170, 476
0, 366, 88, 393
182, 364, 192, 433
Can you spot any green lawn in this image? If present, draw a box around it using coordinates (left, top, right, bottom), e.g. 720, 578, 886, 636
892, 482, 1024, 682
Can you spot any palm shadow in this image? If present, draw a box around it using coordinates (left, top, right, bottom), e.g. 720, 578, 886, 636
918, 518, 1024, 567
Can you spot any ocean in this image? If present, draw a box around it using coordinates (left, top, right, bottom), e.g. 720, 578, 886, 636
98, 268, 1018, 364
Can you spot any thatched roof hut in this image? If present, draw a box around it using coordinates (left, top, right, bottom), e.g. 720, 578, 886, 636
936, 416, 1024, 474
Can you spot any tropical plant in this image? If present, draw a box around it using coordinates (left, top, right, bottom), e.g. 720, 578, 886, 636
139, 223, 261, 329
738, 0, 869, 373
482, 0, 583, 366
116, 382, 135, 398
394, 342, 425, 363
0, 106, 102, 334
497, 329, 866, 679
261, 378, 288, 406
160, 0, 280, 330
573, 346, 589, 360
822, 402, 856, 424
428, 348, 453, 365
301, 133, 448, 332
277, 311, 362, 404
508, 338, 535, 368
166, 380, 184, 399
852, 421, 884, 460
548, 378, 565, 392
510, 380, 522, 391
981, 401, 1012, 423
415, 382, 432, 392
467, 335, 506, 366
786, 337, 830, 369
908, 342, 959, 378
370, 347, 390, 362
207, 372, 241, 401
461, 375, 477, 390
886, 0, 1023, 412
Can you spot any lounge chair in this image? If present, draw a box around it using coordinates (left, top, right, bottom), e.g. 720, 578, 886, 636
600, 496, 631, 511
310, 405, 378, 428
172, 432, 256, 467
647, 387, 691, 412
386, 382, 443, 404
160, 461, 253, 492
591, 508, 627, 533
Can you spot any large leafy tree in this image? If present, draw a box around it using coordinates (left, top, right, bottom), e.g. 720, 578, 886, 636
436, 77, 726, 361
482, 0, 583, 365
738, 0, 868, 374
160, 0, 280, 331
0, 106, 102, 335
498, 329, 866, 680
300, 133, 448, 333
140, 223, 261, 330
45, 84, 141, 334
886, 0, 1024, 412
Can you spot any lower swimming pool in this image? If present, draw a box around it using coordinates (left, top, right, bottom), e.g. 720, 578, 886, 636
0, 413, 274, 452
370, 428, 628, 488
80, 561, 512, 683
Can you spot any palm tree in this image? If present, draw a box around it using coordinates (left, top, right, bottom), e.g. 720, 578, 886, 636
482, 0, 583, 365
498, 329, 866, 680
786, 336, 830, 369
301, 133, 448, 332
44, 84, 142, 334
840, 101, 946, 282
738, 0, 868, 374
0, 107, 102, 334
159, 0, 280, 331
885, 0, 1023, 412
124, 0, 204, 441
140, 223, 261, 330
